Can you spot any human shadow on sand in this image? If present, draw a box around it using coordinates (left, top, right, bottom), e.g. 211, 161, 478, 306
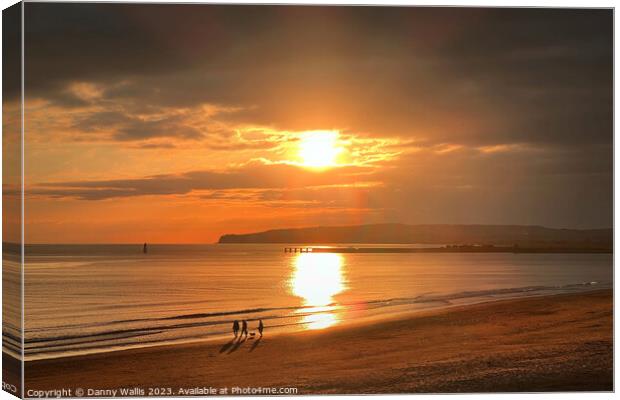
225, 337, 247, 354
249, 336, 262, 352
219, 339, 236, 353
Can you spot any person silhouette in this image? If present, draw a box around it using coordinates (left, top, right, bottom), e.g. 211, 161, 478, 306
233, 320, 239, 338
258, 319, 264, 337
241, 320, 248, 338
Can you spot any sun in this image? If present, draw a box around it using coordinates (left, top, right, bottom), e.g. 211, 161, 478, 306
298, 131, 342, 168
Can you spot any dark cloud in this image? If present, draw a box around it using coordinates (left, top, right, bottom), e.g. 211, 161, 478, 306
369, 145, 613, 228
23, 5, 612, 148
114, 116, 203, 141
30, 162, 375, 200
131, 142, 177, 150
2, 3, 21, 100
73, 111, 133, 132
72, 110, 205, 141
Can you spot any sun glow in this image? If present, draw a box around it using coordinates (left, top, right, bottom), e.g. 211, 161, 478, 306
298, 131, 342, 168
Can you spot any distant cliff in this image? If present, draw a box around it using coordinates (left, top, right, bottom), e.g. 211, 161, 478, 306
218, 223, 612, 249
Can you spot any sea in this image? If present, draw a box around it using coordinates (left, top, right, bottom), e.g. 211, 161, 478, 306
2, 244, 612, 361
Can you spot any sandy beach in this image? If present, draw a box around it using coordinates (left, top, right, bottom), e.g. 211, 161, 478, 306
23, 289, 612, 395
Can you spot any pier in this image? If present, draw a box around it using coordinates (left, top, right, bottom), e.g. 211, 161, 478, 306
284, 247, 313, 253
284, 246, 612, 254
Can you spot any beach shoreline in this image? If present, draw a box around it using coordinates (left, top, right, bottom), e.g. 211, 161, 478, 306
21, 289, 612, 394
19, 284, 610, 363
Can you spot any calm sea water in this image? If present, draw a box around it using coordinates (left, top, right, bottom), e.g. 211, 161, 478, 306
9, 244, 613, 360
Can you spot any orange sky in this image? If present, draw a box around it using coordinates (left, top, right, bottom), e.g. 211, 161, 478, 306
4, 5, 612, 243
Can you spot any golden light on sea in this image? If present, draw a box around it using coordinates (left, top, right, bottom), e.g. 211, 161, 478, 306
290, 252, 347, 329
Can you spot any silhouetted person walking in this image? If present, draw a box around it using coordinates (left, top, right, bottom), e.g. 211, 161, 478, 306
143, 242, 148, 254
241, 320, 248, 338
233, 320, 239, 338
258, 319, 264, 337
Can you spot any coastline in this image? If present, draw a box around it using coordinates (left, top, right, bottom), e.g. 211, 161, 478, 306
19, 282, 610, 362
23, 289, 612, 394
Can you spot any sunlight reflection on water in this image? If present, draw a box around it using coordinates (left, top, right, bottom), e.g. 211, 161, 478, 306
290, 253, 347, 329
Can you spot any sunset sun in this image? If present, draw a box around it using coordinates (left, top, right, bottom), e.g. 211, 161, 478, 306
298, 131, 343, 168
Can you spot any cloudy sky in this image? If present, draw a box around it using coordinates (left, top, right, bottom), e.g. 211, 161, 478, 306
7, 4, 613, 243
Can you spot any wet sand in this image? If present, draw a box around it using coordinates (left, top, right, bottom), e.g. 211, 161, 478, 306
23, 289, 612, 394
